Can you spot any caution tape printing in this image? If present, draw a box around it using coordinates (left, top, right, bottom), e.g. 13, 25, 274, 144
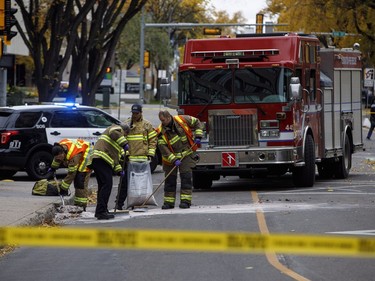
1, 227, 375, 258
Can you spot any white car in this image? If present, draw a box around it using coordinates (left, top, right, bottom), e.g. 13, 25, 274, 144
0, 104, 159, 179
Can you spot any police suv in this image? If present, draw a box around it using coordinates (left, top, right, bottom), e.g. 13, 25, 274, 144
0, 104, 159, 180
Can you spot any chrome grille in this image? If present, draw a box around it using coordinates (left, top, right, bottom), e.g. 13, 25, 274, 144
209, 110, 257, 146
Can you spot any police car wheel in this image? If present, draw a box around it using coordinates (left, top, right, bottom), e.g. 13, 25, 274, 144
26, 151, 53, 180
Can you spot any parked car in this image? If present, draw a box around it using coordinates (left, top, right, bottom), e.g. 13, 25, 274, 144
0, 104, 160, 180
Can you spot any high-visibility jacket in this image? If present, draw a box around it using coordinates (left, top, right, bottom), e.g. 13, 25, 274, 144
156, 115, 203, 165
89, 124, 127, 173
51, 138, 92, 190
125, 117, 157, 162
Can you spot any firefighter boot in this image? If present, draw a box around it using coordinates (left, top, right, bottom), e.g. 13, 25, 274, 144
179, 172, 192, 208
162, 175, 177, 209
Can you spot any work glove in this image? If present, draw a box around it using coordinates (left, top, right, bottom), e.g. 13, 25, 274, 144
174, 159, 182, 167
123, 144, 129, 152
117, 170, 125, 177
194, 138, 201, 145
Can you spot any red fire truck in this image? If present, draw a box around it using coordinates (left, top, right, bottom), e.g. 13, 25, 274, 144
165, 33, 363, 189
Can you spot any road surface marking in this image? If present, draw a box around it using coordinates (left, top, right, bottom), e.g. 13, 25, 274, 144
251, 190, 311, 281
327, 230, 375, 236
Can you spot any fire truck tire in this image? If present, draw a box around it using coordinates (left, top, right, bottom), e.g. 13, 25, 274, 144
26, 150, 53, 180
334, 136, 351, 179
292, 134, 316, 187
192, 172, 213, 190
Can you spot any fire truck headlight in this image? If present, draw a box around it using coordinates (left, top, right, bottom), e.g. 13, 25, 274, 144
260, 130, 280, 137
260, 130, 269, 137
269, 130, 280, 137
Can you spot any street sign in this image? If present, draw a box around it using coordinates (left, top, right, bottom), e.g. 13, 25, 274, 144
364, 68, 374, 87
332, 31, 346, 37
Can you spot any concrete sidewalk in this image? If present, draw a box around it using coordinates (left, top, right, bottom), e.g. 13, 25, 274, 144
0, 179, 62, 226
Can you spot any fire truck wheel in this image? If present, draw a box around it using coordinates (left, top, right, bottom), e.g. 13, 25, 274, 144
334, 135, 351, 179
292, 134, 316, 187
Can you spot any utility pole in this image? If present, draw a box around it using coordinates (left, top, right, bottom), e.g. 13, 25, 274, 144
138, 7, 145, 104
115, 56, 124, 119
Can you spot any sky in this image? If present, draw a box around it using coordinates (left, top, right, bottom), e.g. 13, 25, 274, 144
209, 0, 270, 24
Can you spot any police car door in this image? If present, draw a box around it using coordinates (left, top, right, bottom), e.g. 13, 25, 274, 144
45, 110, 91, 144
80, 109, 122, 146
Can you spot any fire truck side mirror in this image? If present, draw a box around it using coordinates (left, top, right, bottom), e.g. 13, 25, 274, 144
290, 77, 302, 100
160, 78, 171, 99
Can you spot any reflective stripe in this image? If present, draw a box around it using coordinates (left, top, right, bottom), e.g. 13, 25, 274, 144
74, 197, 88, 205
164, 197, 175, 204
148, 148, 156, 155
93, 150, 115, 167
148, 130, 157, 138
180, 194, 192, 201
127, 134, 145, 141
128, 155, 148, 161
99, 135, 123, 153
67, 165, 78, 173
61, 181, 70, 190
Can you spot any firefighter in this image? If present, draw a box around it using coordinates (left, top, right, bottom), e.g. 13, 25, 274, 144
88, 123, 130, 220
157, 110, 203, 209
116, 103, 158, 210
49, 139, 92, 211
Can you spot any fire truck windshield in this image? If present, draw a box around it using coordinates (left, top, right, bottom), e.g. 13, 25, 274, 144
179, 67, 293, 105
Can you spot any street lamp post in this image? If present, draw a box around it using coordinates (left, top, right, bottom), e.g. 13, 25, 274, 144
115, 53, 123, 119
117, 66, 122, 119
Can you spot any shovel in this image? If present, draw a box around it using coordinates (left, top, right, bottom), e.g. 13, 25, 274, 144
113, 157, 129, 214
54, 173, 65, 207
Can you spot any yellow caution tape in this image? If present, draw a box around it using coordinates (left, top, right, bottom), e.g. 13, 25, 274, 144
1, 227, 375, 257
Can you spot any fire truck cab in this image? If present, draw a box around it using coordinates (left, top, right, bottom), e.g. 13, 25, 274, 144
173, 33, 363, 189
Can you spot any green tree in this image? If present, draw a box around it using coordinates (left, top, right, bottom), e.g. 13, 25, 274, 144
15, 0, 95, 103
264, 0, 375, 65
15, 0, 147, 105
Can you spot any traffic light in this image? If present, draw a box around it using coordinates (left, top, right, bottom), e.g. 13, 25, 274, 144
4, 0, 17, 45
143, 50, 150, 68
0, 0, 5, 33
106, 67, 112, 73
203, 28, 221, 36
256, 13, 264, 34
0, 38, 2, 59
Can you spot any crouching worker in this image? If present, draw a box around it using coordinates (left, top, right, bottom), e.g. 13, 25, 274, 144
49, 139, 92, 211
88, 123, 130, 220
